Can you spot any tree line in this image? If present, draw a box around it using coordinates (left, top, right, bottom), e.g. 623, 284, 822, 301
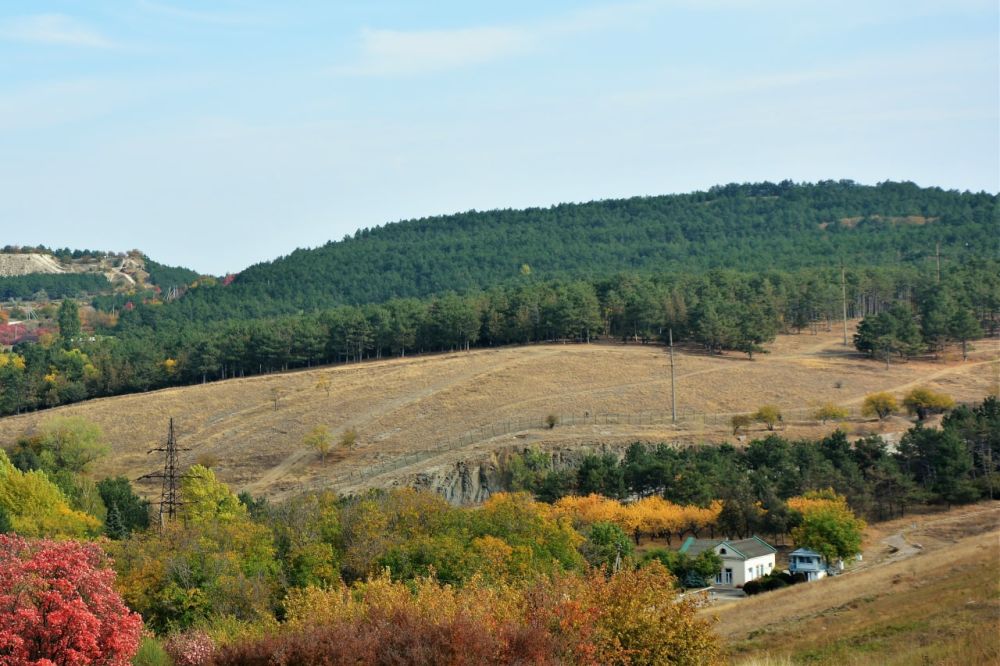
503, 396, 999, 530
1, 260, 995, 416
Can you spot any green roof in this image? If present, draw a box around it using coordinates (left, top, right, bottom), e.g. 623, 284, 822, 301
678, 536, 776, 560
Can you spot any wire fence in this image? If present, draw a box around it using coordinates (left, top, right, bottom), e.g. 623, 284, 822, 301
343, 403, 871, 483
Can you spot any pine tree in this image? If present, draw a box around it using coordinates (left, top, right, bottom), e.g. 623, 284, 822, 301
57, 299, 82, 341
105, 502, 127, 540
949, 308, 983, 361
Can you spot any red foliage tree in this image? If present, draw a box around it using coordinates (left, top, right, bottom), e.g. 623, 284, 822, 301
0, 535, 143, 666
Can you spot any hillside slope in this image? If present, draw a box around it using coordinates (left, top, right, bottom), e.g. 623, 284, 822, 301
1, 326, 996, 503
154, 181, 997, 319
715, 503, 1000, 665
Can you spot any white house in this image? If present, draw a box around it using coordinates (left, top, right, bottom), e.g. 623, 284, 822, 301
679, 536, 777, 587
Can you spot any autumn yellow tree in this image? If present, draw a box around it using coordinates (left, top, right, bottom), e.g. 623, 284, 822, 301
902, 387, 955, 420
862, 392, 898, 421
753, 405, 782, 431
340, 426, 358, 450
0, 449, 101, 538
303, 425, 333, 462
112, 464, 280, 633
813, 403, 849, 424
789, 489, 866, 564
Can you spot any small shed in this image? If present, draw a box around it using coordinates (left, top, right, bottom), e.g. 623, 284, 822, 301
788, 547, 828, 581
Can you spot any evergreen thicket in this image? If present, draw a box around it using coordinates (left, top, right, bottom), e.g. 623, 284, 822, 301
0, 273, 110, 300
143, 180, 998, 320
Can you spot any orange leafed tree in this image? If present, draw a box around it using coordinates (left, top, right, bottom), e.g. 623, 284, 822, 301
555, 494, 721, 544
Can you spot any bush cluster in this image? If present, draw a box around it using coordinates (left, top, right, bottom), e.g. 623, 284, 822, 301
742, 571, 797, 596
212, 563, 720, 666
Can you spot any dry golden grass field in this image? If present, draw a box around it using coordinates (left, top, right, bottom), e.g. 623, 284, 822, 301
0, 324, 997, 501
716, 501, 1000, 665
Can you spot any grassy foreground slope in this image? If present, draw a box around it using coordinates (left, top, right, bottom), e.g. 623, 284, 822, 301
715, 503, 1000, 666
154, 181, 996, 319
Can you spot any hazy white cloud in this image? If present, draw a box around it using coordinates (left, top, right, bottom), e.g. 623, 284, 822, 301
1, 14, 114, 48
338, 1, 668, 77
340, 26, 532, 76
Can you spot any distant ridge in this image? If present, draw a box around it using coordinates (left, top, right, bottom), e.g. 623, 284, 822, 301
157, 180, 997, 319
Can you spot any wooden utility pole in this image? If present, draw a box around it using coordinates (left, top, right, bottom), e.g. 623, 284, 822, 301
669, 328, 677, 422
840, 264, 849, 346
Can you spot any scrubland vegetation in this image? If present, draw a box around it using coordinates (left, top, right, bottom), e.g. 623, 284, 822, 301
0, 391, 996, 663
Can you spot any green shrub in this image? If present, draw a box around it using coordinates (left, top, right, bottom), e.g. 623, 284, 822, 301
743, 572, 795, 596
762, 577, 788, 592
132, 637, 173, 666
813, 403, 849, 423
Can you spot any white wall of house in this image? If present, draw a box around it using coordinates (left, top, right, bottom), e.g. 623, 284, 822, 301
712, 547, 775, 587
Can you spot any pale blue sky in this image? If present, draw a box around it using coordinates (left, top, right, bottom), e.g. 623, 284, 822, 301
1, 1, 997, 275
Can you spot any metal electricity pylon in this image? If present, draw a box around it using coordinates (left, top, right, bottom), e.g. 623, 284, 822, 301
139, 418, 190, 530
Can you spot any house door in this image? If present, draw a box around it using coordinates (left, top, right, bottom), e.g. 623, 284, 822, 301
723, 568, 733, 585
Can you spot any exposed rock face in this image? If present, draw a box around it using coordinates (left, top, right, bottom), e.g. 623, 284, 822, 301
409, 441, 635, 505
0, 253, 66, 277
412, 458, 502, 505
0, 252, 149, 288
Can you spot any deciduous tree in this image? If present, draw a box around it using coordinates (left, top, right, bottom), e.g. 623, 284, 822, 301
304, 425, 333, 462
902, 387, 955, 420
0, 535, 142, 665
862, 392, 898, 421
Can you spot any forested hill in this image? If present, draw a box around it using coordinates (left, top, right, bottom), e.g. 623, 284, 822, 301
163, 181, 997, 319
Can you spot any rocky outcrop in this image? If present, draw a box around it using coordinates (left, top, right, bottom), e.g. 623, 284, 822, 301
0, 253, 66, 277
412, 456, 503, 505
409, 441, 637, 505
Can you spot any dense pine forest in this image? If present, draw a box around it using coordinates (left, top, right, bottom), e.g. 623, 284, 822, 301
147, 180, 998, 319
0, 272, 112, 301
